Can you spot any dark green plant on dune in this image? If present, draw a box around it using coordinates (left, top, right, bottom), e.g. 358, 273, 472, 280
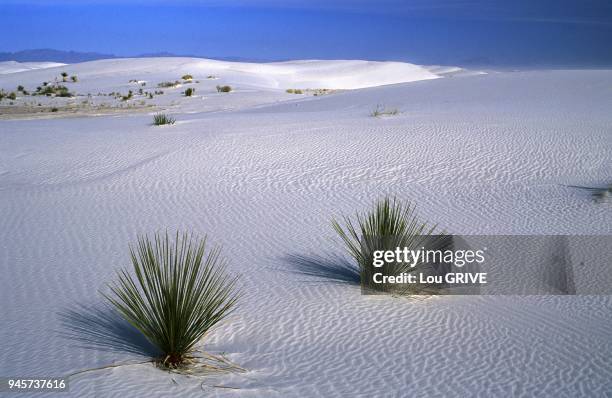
152, 113, 175, 125
35, 83, 73, 97
370, 104, 399, 117
104, 232, 240, 368
158, 81, 181, 88
216, 85, 232, 93
184, 87, 195, 97
332, 197, 450, 293
121, 90, 133, 101
570, 183, 612, 203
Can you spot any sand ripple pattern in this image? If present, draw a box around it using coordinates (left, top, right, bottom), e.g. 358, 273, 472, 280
1, 69, 611, 397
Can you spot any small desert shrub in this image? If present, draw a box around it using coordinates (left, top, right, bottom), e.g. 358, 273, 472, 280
184, 87, 195, 97
7, 92, 17, 100
153, 113, 175, 125
36, 83, 72, 97
51, 107, 58, 112
104, 232, 240, 368
61, 72, 68, 82
148, 92, 154, 99
17, 85, 30, 95
593, 185, 612, 202
206, 75, 217, 79
286, 89, 303, 94
370, 104, 399, 117
572, 183, 612, 203
121, 90, 133, 101
70, 75, 78, 82
182, 74, 193, 80
310, 88, 333, 96
216, 85, 232, 93
332, 197, 449, 293
158, 81, 180, 88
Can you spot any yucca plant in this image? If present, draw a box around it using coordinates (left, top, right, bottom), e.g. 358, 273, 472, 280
153, 113, 175, 126
158, 81, 181, 88
586, 183, 611, 202
104, 232, 240, 368
332, 197, 450, 293
370, 104, 399, 117
184, 87, 195, 97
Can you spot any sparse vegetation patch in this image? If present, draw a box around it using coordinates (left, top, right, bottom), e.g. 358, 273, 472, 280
35, 83, 73, 97
370, 104, 399, 117
158, 81, 181, 88
121, 90, 133, 101
153, 113, 176, 125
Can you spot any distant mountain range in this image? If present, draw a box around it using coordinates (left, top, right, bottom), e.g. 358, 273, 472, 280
0, 49, 116, 63
0, 49, 282, 64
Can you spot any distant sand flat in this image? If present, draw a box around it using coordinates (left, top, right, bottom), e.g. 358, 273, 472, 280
0, 60, 67, 74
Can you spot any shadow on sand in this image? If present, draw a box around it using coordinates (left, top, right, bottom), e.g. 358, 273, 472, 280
57, 302, 160, 358
282, 252, 360, 284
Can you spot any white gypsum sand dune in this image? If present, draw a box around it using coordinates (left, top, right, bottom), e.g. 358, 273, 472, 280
0, 58, 611, 397
0, 57, 441, 92
0, 61, 67, 75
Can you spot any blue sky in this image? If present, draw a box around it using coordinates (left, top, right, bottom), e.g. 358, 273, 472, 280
1, 0, 611, 66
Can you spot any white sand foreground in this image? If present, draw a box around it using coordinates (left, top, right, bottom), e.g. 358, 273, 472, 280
0, 58, 611, 397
